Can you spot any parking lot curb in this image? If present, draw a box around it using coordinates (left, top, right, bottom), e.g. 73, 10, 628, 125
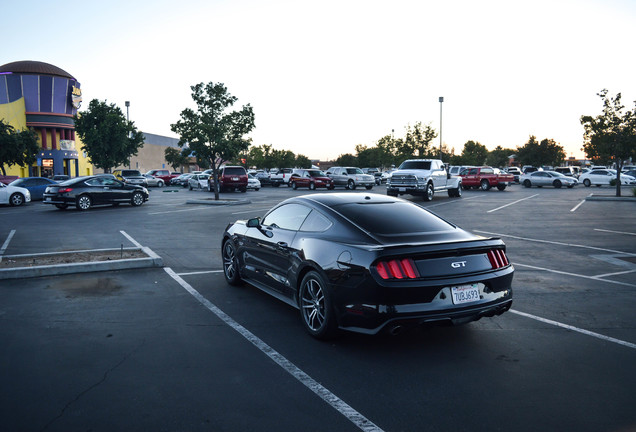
0, 247, 163, 280
586, 194, 636, 202
186, 198, 251, 206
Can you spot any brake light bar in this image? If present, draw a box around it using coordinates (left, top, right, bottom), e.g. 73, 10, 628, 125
57, 188, 73, 193
375, 258, 420, 280
487, 249, 509, 269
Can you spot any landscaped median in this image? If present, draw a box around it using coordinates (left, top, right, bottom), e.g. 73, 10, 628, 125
0, 247, 163, 280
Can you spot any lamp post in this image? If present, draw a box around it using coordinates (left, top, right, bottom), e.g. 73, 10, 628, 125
125, 101, 130, 168
439, 97, 444, 159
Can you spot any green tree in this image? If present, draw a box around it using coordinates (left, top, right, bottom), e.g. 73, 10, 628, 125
460, 140, 489, 166
336, 153, 357, 166
396, 122, 437, 160
74, 99, 145, 172
171, 82, 255, 200
164, 146, 190, 171
271, 149, 296, 168
486, 146, 515, 168
516, 136, 565, 168
581, 89, 636, 196
356, 144, 388, 168
0, 120, 39, 175
295, 154, 312, 168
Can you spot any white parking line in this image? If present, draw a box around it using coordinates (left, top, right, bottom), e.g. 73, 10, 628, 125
512, 262, 636, 287
486, 194, 538, 213
595, 228, 636, 236
510, 310, 636, 350
120, 230, 143, 248
177, 270, 223, 276
475, 230, 636, 256
164, 267, 384, 432
0, 229, 16, 262
570, 199, 586, 212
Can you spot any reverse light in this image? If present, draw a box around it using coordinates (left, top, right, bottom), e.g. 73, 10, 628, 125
487, 249, 509, 269
375, 258, 420, 280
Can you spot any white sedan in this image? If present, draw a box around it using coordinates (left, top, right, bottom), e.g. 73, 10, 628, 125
247, 173, 261, 191
579, 169, 636, 187
520, 171, 578, 188
188, 174, 210, 190
0, 182, 31, 206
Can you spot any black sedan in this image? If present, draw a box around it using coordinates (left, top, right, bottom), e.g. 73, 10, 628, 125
222, 193, 513, 339
43, 176, 149, 210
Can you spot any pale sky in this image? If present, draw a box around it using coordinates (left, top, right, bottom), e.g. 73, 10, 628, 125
3, 0, 635, 161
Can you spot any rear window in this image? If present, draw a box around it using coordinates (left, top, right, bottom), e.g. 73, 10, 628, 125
224, 167, 246, 176
334, 202, 454, 235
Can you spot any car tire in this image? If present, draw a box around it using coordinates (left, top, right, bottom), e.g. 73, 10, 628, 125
240, 188, 247, 193
189, 185, 193, 190
9, 193, 25, 206
387, 190, 398, 197
365, 185, 373, 190
76, 195, 92, 211
222, 240, 243, 286
309, 182, 316, 190
292, 181, 298, 190
299, 270, 338, 340
497, 184, 506, 191
348, 179, 356, 190
55, 204, 68, 210
553, 180, 562, 188
523, 180, 532, 188
423, 182, 434, 201
328, 185, 335, 190
583, 179, 591, 187
255, 188, 260, 191
157, 180, 164, 187
131, 191, 144, 206
480, 180, 491, 191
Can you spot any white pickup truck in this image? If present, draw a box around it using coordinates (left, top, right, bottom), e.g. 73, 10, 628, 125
386, 159, 462, 201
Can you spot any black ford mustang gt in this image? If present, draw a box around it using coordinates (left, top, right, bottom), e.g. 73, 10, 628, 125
222, 193, 513, 339
43, 175, 149, 210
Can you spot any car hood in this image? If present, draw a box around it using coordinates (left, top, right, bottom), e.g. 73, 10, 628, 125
390, 169, 432, 177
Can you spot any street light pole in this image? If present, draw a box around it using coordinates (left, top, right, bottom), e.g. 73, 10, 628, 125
439, 97, 443, 159
125, 101, 130, 168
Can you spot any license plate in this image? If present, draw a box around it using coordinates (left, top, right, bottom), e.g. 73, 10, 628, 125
451, 284, 480, 305
45, 197, 51, 202
232, 177, 239, 181
399, 187, 406, 192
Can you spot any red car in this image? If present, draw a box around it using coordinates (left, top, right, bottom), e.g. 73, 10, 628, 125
209, 166, 248, 192
290, 169, 335, 190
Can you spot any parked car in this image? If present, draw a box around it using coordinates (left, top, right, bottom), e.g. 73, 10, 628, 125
522, 166, 540, 175
254, 171, 272, 186
0, 182, 31, 206
505, 167, 522, 183
247, 173, 261, 191
623, 169, 636, 179
0, 175, 19, 185
8, 177, 59, 200
145, 169, 179, 186
222, 193, 514, 339
112, 169, 148, 187
554, 166, 580, 178
142, 173, 166, 187
450, 165, 474, 176
289, 169, 334, 190
520, 171, 579, 188
188, 173, 210, 190
52, 174, 70, 182
579, 169, 636, 187
42, 176, 148, 210
386, 159, 462, 200
171, 173, 194, 187
270, 168, 296, 187
326, 166, 374, 190
208, 166, 248, 192
460, 166, 514, 191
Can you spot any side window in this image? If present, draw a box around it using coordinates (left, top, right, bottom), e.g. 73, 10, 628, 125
262, 203, 312, 231
482, 168, 494, 174
469, 168, 479, 175
299, 210, 333, 232
85, 178, 102, 186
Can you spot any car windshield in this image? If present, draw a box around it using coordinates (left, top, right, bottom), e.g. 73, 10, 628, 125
345, 168, 363, 175
399, 161, 432, 170
307, 170, 326, 177
334, 201, 454, 235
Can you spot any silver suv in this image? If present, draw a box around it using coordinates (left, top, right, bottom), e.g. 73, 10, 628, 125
325, 167, 374, 190
112, 169, 148, 187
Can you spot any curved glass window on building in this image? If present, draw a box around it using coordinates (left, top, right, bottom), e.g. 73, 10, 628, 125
0, 60, 88, 179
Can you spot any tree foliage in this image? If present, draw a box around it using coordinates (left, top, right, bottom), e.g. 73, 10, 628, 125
460, 140, 489, 166
485, 146, 515, 168
581, 89, 636, 196
336, 153, 358, 166
74, 99, 145, 172
0, 120, 39, 175
295, 154, 312, 168
164, 146, 190, 171
515, 135, 565, 168
171, 82, 255, 199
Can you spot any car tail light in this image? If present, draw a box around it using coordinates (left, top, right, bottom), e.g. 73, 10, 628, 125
375, 258, 420, 280
487, 249, 509, 269
57, 188, 73, 193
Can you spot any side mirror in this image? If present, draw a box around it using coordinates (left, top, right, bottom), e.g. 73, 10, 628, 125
247, 218, 261, 228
